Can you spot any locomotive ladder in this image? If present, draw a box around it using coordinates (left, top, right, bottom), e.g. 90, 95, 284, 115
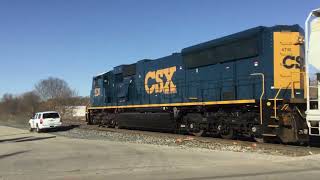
270, 87, 283, 120
264, 79, 304, 137
251, 73, 283, 137
305, 8, 320, 136
262, 88, 283, 137
306, 83, 320, 136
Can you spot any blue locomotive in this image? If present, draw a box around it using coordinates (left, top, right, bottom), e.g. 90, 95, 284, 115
87, 25, 308, 143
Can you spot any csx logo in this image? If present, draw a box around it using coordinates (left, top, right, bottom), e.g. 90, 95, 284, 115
145, 66, 177, 94
282, 55, 303, 69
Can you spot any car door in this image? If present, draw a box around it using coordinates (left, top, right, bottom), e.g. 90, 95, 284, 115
36, 113, 40, 127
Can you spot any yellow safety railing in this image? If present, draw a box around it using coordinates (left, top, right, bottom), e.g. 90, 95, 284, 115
272, 87, 282, 120
290, 72, 306, 99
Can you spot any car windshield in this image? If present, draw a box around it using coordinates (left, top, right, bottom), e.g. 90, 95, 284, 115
43, 113, 59, 119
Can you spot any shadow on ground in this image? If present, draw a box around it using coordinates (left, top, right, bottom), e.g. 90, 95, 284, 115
0, 136, 56, 143
177, 167, 320, 180
44, 124, 79, 133
0, 132, 32, 138
0, 150, 31, 159
0, 136, 34, 143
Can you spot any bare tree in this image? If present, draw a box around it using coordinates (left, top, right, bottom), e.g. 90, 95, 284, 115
34, 77, 76, 101
0, 78, 79, 121
19, 91, 41, 116
0, 93, 17, 115
34, 77, 78, 115
0, 92, 40, 116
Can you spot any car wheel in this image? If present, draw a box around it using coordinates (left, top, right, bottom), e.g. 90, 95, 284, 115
36, 124, 41, 133
29, 125, 33, 132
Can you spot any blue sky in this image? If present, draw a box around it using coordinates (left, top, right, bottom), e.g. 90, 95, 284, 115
0, 0, 319, 97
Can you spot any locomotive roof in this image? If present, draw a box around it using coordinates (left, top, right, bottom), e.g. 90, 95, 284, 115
181, 24, 302, 55
93, 24, 303, 79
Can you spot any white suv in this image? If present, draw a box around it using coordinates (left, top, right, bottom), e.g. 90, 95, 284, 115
29, 111, 62, 132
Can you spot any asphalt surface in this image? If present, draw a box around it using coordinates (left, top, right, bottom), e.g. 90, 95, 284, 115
1, 126, 320, 180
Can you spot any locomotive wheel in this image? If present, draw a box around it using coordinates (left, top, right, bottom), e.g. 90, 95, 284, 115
90, 115, 99, 125
114, 121, 119, 129
114, 120, 122, 129
218, 122, 235, 139
92, 119, 98, 125
187, 121, 206, 137
192, 130, 206, 137
87, 115, 94, 125
220, 127, 234, 139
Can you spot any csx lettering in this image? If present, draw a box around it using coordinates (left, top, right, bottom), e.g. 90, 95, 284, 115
145, 66, 177, 94
282, 55, 302, 69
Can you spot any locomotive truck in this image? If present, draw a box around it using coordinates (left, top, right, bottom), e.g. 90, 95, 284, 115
86, 11, 320, 144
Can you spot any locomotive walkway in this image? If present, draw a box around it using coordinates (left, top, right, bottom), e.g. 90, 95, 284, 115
1, 125, 320, 180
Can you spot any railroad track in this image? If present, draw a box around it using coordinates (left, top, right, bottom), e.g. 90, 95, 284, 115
60, 120, 320, 157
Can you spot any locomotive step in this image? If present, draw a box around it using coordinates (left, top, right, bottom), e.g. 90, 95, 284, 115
270, 116, 279, 120
262, 133, 277, 137
267, 99, 283, 101
267, 125, 279, 128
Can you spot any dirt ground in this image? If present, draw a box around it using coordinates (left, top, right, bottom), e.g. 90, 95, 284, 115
1, 125, 320, 180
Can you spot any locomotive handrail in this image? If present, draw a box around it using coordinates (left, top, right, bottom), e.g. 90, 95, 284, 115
290, 72, 306, 99
250, 73, 265, 125
272, 87, 283, 120
274, 72, 305, 99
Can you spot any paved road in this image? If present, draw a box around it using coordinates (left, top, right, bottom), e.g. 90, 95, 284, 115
1, 126, 320, 180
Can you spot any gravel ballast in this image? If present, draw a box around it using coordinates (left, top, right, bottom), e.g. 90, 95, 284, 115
1, 118, 320, 157
50, 124, 320, 157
